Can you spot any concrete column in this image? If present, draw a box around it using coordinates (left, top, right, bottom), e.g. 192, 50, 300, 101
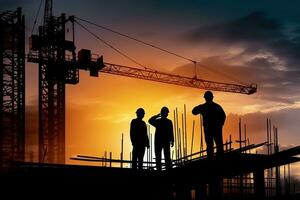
254, 169, 265, 199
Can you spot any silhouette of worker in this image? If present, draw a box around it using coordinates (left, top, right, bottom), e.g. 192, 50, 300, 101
149, 107, 174, 171
192, 91, 226, 159
130, 108, 150, 170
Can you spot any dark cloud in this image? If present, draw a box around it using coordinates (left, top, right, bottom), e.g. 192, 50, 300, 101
172, 56, 300, 104
180, 12, 300, 104
184, 12, 283, 45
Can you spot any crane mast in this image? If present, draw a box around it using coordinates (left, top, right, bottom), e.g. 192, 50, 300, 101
43, 0, 52, 25
29, 0, 78, 163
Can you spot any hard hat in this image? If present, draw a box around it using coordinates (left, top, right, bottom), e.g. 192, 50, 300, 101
161, 106, 169, 113
136, 108, 145, 114
204, 91, 213, 99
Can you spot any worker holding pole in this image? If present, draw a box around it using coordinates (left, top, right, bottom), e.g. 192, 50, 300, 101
192, 91, 226, 199
130, 108, 150, 170
192, 91, 226, 159
149, 106, 174, 171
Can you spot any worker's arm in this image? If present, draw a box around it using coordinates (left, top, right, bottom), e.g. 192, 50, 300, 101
192, 104, 203, 115
148, 114, 160, 127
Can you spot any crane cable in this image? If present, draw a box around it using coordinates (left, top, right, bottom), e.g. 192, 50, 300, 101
31, 0, 44, 34
196, 62, 248, 85
75, 16, 196, 64
75, 16, 249, 85
75, 20, 153, 71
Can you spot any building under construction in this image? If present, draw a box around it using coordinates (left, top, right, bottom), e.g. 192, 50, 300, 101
0, 8, 25, 167
3, 132, 300, 200
1, 3, 300, 200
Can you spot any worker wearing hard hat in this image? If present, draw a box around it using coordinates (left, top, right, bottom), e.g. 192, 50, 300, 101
192, 91, 226, 159
130, 108, 150, 170
148, 106, 174, 171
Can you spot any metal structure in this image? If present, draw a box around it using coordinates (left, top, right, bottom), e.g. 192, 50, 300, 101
2, 3, 300, 200
101, 62, 257, 95
27, 0, 257, 164
0, 8, 25, 166
29, 8, 78, 163
67, 110, 300, 200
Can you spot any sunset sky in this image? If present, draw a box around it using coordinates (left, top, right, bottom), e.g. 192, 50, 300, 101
2, 0, 300, 176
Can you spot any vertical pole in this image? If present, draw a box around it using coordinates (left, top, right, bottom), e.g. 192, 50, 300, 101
121, 133, 123, 168
269, 120, 272, 155
247, 138, 250, 153
239, 118, 243, 196
275, 127, 281, 196
174, 110, 178, 162
105, 151, 107, 167
184, 104, 188, 161
150, 133, 152, 168
110, 152, 112, 168
267, 118, 269, 155
181, 113, 185, 160
269, 119, 272, 196
179, 128, 182, 163
266, 119, 270, 196
200, 115, 204, 157
147, 124, 150, 169
239, 118, 242, 150
176, 108, 181, 161
229, 134, 232, 151
288, 164, 291, 195
244, 124, 247, 148
284, 165, 286, 194
226, 137, 229, 151
191, 120, 195, 155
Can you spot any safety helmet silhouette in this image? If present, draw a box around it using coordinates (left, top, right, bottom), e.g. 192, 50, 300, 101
161, 106, 169, 115
204, 91, 214, 101
136, 108, 145, 115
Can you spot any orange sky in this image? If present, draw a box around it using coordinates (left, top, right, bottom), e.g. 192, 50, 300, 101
65, 70, 262, 166
13, 1, 300, 176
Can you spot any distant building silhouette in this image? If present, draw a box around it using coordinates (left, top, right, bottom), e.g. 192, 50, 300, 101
149, 106, 174, 171
130, 108, 149, 170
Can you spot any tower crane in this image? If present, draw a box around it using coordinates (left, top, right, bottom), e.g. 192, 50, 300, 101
28, 0, 257, 164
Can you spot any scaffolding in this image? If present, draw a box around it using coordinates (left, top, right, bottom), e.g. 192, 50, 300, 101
0, 8, 25, 166
68, 114, 300, 200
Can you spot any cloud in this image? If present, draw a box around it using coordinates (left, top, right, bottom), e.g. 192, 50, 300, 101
184, 12, 283, 45
178, 12, 300, 105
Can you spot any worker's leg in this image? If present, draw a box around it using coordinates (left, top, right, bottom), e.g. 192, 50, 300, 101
204, 127, 214, 159
214, 126, 224, 157
163, 145, 172, 170
155, 143, 162, 171
132, 146, 138, 169
137, 146, 146, 170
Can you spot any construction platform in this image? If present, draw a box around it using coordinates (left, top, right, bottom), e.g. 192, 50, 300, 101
1, 145, 300, 200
